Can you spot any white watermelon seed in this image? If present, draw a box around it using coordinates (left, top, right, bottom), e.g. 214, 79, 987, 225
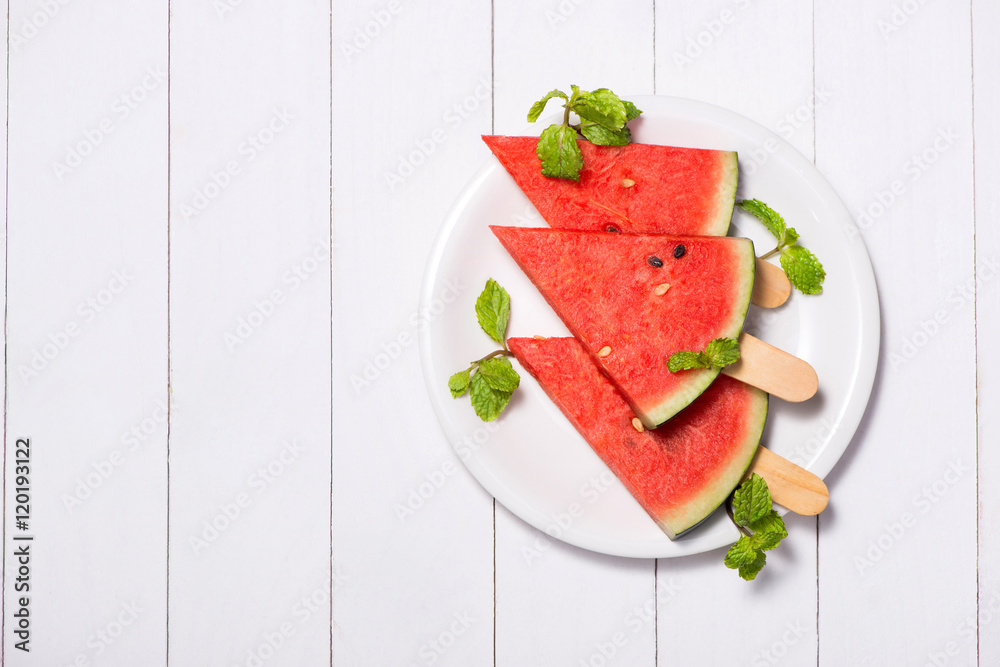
598, 346, 612, 358
621, 178, 636, 188
654, 283, 671, 296
632, 418, 644, 432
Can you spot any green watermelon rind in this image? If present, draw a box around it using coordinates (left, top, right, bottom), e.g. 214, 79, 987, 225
709, 151, 740, 236
633, 238, 756, 428
656, 389, 768, 539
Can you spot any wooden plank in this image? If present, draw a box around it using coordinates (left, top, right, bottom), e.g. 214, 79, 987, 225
653, 1, 819, 663
815, 1, 978, 663
3, 1, 167, 663
168, 2, 331, 663
331, 1, 496, 664
974, 0, 1000, 663
491, 2, 658, 664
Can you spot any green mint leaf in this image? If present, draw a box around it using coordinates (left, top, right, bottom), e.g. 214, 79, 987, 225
783, 226, 800, 247
475, 278, 511, 344
527, 89, 569, 123
780, 244, 826, 294
572, 88, 628, 130
448, 369, 471, 398
724, 536, 767, 581
668, 338, 740, 373
469, 371, 513, 422
622, 100, 643, 122
477, 356, 520, 393
732, 473, 772, 526
723, 535, 755, 568
703, 337, 741, 368
537, 123, 585, 181
737, 199, 786, 243
752, 530, 782, 553
749, 510, 788, 548
667, 350, 707, 372
580, 123, 631, 147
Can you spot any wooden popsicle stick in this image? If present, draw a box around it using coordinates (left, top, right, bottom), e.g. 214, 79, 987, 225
751, 257, 791, 309
722, 332, 818, 402
747, 446, 829, 516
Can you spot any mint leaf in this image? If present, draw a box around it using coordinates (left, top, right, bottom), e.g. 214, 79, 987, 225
781, 245, 826, 295
537, 123, 585, 180
737, 199, 786, 242
622, 100, 643, 122
667, 350, 706, 373
703, 337, 741, 368
448, 369, 471, 398
527, 84, 641, 180
749, 509, 788, 541
732, 474, 771, 526
723, 535, 756, 568
477, 356, 520, 393
783, 226, 800, 247
475, 279, 511, 345
527, 89, 569, 122
668, 338, 741, 373
725, 475, 788, 580
580, 123, 631, 147
724, 536, 767, 581
573, 88, 628, 130
738, 199, 825, 295
469, 371, 513, 422
454, 279, 521, 421
752, 530, 782, 553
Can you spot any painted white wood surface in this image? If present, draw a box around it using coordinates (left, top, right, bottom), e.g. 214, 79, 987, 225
815, 2, 979, 665
974, 3, 1000, 664
3, 2, 169, 664
0, 1, 993, 665
331, 2, 496, 665
168, 1, 332, 665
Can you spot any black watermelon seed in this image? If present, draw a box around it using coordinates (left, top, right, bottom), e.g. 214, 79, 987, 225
606, 225, 620, 233
673, 244, 686, 259
647, 256, 663, 268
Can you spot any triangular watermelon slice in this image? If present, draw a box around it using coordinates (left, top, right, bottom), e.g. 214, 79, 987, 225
492, 226, 755, 428
509, 336, 767, 539
483, 136, 738, 235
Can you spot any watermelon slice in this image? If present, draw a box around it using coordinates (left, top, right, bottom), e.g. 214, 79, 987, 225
492, 226, 755, 428
510, 336, 767, 539
483, 135, 738, 236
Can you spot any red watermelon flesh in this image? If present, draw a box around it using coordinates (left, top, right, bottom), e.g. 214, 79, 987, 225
483, 135, 738, 236
509, 336, 767, 539
492, 226, 755, 428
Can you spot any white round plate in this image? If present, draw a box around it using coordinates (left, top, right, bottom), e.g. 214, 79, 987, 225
418, 96, 879, 558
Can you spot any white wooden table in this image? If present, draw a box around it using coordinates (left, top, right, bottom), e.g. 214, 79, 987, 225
0, 1, 994, 665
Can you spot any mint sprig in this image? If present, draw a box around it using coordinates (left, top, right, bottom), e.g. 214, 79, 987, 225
450, 280, 520, 421
527, 85, 642, 181
724, 474, 788, 581
667, 337, 741, 373
736, 199, 826, 294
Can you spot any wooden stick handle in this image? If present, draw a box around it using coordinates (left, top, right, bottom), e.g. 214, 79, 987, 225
751, 257, 791, 309
722, 333, 818, 402
747, 446, 829, 516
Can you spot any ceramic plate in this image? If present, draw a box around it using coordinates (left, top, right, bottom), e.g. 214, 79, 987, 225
418, 96, 879, 558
